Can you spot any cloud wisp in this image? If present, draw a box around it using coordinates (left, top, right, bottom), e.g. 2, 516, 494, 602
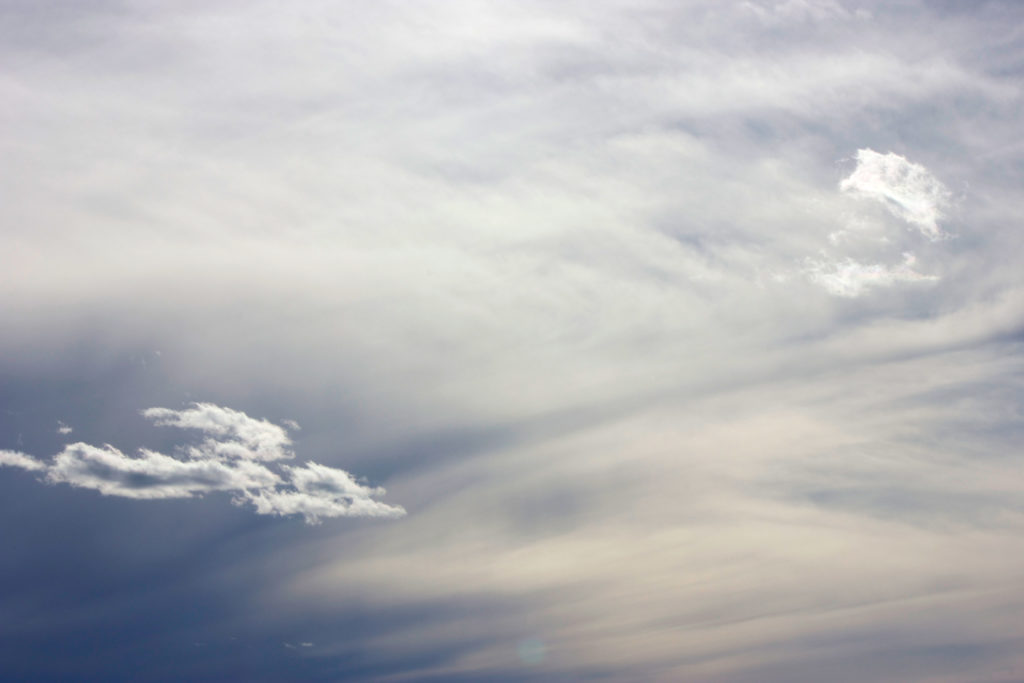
0, 449, 47, 472
806, 252, 938, 298
0, 403, 404, 524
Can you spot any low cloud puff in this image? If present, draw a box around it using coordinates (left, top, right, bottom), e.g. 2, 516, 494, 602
0, 449, 47, 472
840, 148, 951, 240
802, 149, 950, 297
0, 404, 404, 524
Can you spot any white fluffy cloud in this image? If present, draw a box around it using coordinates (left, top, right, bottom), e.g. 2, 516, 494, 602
0, 404, 404, 523
242, 461, 405, 523
798, 150, 951, 297
143, 402, 295, 462
46, 442, 281, 499
840, 149, 952, 240
0, 449, 46, 472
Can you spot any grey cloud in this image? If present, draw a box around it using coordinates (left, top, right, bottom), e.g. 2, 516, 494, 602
741, 0, 868, 25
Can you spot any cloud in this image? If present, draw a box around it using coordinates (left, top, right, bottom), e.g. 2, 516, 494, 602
840, 149, 952, 240
246, 487, 405, 525
800, 150, 950, 297
143, 402, 295, 462
46, 442, 281, 500
1, 404, 404, 523
243, 461, 406, 523
806, 252, 938, 297
0, 0, 1022, 680
56, 421, 72, 435
741, 0, 862, 24
0, 449, 46, 472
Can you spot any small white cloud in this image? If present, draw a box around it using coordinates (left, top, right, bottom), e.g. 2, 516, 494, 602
46, 442, 281, 499
0, 449, 47, 472
806, 252, 938, 297
0, 404, 404, 524
57, 421, 73, 435
143, 403, 295, 462
244, 460, 406, 525
840, 149, 951, 240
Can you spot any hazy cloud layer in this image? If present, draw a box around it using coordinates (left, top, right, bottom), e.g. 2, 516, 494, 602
1, 0, 1022, 680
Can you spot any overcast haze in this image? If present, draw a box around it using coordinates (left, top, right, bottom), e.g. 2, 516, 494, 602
2, 1, 1024, 681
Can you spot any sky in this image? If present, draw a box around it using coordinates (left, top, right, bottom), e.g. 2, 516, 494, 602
1, 0, 1023, 680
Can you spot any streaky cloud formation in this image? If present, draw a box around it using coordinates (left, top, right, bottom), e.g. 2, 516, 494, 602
806, 252, 938, 298
840, 148, 952, 240
0, 404, 404, 524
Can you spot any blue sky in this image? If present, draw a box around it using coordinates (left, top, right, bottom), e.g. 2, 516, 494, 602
2, 1, 1024, 680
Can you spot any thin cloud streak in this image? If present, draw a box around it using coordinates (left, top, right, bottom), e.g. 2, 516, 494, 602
806, 252, 938, 297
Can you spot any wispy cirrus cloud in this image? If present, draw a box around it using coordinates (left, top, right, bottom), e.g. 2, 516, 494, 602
806, 252, 938, 298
